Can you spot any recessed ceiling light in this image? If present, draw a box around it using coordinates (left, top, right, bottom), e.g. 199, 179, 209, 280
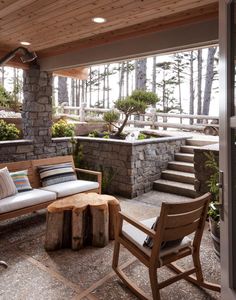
92, 17, 107, 24
20, 41, 31, 46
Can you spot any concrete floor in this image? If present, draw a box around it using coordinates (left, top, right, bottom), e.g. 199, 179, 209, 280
0, 191, 220, 300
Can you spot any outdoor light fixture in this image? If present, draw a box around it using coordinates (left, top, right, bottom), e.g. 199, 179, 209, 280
20, 41, 31, 46
92, 17, 107, 23
0, 47, 37, 66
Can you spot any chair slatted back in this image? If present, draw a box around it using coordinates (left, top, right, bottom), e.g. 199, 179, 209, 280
154, 193, 211, 248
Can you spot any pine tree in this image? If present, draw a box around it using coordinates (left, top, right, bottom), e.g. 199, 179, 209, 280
156, 61, 179, 113
202, 47, 217, 115
135, 58, 147, 90
172, 54, 186, 118
58, 76, 69, 105
189, 51, 195, 125
197, 49, 203, 122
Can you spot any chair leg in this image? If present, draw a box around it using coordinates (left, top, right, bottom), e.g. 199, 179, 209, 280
167, 262, 221, 293
112, 241, 151, 300
149, 267, 160, 300
192, 249, 203, 282
112, 240, 121, 270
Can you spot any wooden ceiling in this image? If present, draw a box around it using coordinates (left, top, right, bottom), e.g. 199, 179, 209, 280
0, 0, 218, 69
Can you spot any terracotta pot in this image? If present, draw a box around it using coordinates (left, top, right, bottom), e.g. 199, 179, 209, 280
209, 217, 220, 258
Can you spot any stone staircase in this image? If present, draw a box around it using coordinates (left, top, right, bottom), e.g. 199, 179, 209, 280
153, 138, 217, 198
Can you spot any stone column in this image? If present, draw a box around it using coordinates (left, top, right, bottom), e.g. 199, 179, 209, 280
22, 65, 53, 158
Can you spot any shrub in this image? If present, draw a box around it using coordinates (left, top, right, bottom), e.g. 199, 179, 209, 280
205, 151, 220, 222
103, 110, 120, 133
52, 119, 75, 137
138, 133, 147, 140
0, 120, 20, 140
88, 130, 99, 138
0, 85, 21, 112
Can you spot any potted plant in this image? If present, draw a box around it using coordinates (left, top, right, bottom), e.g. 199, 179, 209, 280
205, 151, 220, 258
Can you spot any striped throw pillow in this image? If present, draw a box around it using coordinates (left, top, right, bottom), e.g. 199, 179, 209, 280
38, 163, 77, 187
0, 167, 17, 199
10, 170, 32, 192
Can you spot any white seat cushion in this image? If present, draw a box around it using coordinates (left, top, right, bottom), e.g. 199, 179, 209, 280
41, 180, 99, 198
122, 218, 192, 258
0, 189, 57, 214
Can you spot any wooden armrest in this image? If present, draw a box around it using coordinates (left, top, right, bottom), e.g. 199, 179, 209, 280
74, 168, 102, 194
75, 168, 101, 176
119, 211, 156, 238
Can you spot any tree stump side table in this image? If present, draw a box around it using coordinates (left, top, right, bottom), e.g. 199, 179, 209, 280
45, 193, 120, 251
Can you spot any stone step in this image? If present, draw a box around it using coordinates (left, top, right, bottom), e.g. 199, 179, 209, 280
180, 145, 199, 154
168, 161, 195, 173
186, 139, 218, 147
175, 153, 194, 163
161, 170, 195, 184
153, 179, 196, 198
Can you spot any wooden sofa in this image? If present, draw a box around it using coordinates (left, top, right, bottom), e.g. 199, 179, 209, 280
0, 155, 102, 221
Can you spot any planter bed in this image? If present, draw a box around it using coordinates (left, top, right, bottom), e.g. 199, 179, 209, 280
76, 135, 191, 198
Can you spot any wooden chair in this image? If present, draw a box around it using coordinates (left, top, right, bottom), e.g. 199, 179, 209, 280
112, 193, 221, 300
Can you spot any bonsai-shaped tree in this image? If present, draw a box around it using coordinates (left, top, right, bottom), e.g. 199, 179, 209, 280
103, 90, 159, 136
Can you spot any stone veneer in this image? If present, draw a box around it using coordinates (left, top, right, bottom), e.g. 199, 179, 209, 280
194, 143, 219, 195
0, 139, 72, 163
0, 67, 72, 162
76, 136, 188, 198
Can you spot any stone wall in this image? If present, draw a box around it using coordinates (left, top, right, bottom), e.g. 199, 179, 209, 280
0, 139, 72, 163
76, 136, 187, 198
194, 143, 219, 195
0, 67, 73, 163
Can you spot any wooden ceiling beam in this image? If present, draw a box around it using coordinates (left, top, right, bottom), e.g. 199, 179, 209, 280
40, 18, 218, 71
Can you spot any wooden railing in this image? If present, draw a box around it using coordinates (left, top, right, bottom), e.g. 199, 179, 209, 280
60, 105, 219, 132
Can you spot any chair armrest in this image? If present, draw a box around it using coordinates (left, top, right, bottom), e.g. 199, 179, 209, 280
119, 211, 156, 238
74, 168, 102, 194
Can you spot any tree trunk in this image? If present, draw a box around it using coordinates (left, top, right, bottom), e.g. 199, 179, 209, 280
106, 64, 110, 108
76, 80, 81, 107
0, 67, 5, 87
97, 68, 100, 106
197, 49, 203, 123
152, 56, 156, 94
58, 76, 69, 105
71, 78, 75, 107
119, 62, 125, 99
89, 67, 92, 107
135, 58, 147, 90
126, 61, 129, 96
103, 66, 106, 108
189, 51, 194, 125
135, 58, 147, 126
176, 58, 182, 123
202, 47, 217, 115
